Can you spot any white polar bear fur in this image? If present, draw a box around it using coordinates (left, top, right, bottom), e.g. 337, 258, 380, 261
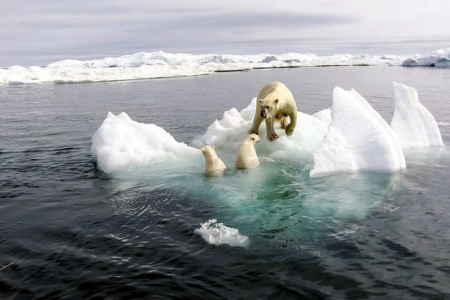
249, 81, 298, 141
201, 145, 226, 175
235, 134, 261, 169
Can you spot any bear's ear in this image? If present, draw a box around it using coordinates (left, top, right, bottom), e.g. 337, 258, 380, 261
250, 136, 255, 141
258, 99, 263, 104
275, 99, 279, 104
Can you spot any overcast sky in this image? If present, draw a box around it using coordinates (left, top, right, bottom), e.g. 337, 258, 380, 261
1, 0, 449, 66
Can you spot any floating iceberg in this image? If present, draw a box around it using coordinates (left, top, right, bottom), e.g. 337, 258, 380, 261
194, 219, 250, 247
91, 112, 201, 174
91, 101, 329, 174
402, 48, 450, 67
310, 87, 406, 177
91, 83, 443, 177
391, 83, 444, 148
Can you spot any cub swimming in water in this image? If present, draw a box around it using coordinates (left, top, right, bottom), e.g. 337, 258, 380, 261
201, 145, 226, 175
235, 134, 260, 169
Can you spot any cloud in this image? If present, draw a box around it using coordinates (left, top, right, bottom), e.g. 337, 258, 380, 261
0, 0, 449, 66
171, 12, 356, 30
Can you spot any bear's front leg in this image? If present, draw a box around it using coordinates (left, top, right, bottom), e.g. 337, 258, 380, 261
249, 114, 263, 135
265, 117, 279, 141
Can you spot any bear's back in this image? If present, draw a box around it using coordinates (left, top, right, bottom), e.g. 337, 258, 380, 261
258, 82, 294, 100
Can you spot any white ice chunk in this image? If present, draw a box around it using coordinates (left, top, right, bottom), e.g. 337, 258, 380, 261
391, 83, 444, 148
195, 219, 250, 247
310, 87, 405, 177
91, 112, 201, 174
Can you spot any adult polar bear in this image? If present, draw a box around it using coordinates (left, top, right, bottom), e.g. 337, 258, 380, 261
249, 82, 298, 141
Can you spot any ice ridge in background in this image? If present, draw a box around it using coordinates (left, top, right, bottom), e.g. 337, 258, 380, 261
2, 48, 449, 85
194, 219, 250, 247
402, 48, 450, 67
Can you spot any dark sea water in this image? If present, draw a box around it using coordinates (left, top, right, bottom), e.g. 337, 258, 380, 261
1, 66, 450, 299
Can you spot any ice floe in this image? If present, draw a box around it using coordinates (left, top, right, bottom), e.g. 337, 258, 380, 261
391, 83, 444, 148
91, 83, 443, 177
194, 219, 250, 247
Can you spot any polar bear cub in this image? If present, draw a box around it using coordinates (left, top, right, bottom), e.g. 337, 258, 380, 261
235, 134, 261, 169
201, 145, 226, 175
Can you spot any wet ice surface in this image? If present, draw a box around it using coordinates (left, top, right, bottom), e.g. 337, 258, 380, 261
1, 67, 450, 299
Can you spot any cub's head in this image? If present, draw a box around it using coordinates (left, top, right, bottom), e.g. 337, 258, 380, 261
246, 134, 261, 144
258, 98, 279, 119
201, 145, 216, 156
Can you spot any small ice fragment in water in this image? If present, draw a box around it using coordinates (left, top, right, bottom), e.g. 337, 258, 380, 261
195, 219, 250, 247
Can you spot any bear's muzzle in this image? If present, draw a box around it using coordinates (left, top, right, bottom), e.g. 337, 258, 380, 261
260, 110, 267, 119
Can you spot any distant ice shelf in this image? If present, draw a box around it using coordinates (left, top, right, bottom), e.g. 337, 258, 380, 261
4, 48, 444, 85
402, 48, 450, 67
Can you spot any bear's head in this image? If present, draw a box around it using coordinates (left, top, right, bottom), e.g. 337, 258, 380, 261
201, 145, 216, 156
246, 134, 261, 144
258, 97, 279, 119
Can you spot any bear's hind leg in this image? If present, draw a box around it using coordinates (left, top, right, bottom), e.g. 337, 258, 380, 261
279, 116, 287, 129
285, 111, 297, 136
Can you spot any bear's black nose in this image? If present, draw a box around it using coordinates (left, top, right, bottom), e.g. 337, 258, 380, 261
260, 110, 266, 118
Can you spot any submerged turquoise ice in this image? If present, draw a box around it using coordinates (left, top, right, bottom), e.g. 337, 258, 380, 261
107, 148, 449, 250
